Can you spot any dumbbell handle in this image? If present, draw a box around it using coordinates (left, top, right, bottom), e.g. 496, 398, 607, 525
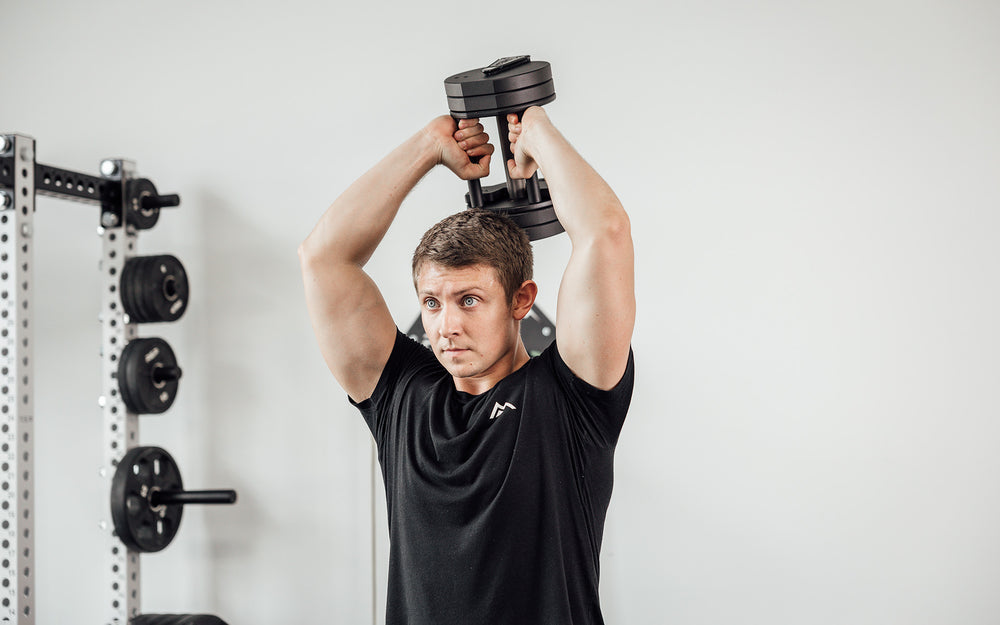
466, 179, 485, 209
463, 111, 542, 209
151, 489, 237, 506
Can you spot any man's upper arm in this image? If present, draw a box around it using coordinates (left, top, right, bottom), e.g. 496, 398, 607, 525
300, 252, 397, 403
555, 215, 635, 391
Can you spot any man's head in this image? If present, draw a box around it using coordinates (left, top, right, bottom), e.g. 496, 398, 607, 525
412, 209, 532, 302
412, 210, 537, 393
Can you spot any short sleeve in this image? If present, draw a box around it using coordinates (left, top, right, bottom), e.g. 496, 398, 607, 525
350, 329, 441, 442
545, 342, 635, 447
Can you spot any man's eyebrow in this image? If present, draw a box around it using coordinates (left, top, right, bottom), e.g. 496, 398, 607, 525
418, 285, 486, 297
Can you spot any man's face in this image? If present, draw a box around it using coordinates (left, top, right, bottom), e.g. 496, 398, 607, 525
416, 262, 521, 385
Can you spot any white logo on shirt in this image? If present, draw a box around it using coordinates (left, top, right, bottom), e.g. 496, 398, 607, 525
490, 402, 517, 420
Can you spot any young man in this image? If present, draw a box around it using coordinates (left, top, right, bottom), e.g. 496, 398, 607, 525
300, 107, 635, 624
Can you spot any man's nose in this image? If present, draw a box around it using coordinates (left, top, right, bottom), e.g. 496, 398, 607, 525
438, 304, 462, 337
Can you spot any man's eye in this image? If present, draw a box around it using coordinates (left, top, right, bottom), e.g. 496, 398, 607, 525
425, 299, 438, 309
463, 296, 477, 306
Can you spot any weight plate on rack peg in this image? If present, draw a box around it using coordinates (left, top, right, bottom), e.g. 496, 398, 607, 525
110, 446, 237, 553
110, 446, 184, 553
120, 255, 189, 323
117, 337, 182, 414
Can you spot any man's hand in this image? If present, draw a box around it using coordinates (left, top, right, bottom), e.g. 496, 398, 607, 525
505, 106, 549, 180
425, 116, 494, 180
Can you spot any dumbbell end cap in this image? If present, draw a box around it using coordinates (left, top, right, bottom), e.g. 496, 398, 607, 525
445, 59, 553, 99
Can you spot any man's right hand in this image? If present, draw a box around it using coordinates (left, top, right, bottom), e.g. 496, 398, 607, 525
425, 116, 494, 180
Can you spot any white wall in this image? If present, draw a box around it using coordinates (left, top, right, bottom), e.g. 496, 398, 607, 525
4, 0, 1000, 623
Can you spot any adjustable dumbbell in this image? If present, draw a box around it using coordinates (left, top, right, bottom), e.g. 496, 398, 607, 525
111, 446, 237, 553
444, 55, 563, 241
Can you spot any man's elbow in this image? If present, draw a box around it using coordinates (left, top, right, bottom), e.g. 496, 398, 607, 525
297, 241, 314, 270
298, 235, 328, 271
598, 210, 632, 251
606, 210, 631, 241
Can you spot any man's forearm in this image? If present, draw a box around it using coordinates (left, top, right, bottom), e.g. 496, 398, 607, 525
519, 112, 629, 243
300, 128, 440, 267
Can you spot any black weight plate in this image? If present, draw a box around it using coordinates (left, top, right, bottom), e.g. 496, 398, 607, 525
522, 219, 565, 241
137, 616, 225, 625
145, 255, 189, 322
472, 182, 556, 227
445, 60, 553, 98
133, 616, 228, 625
119, 338, 149, 413
447, 81, 556, 117
132, 617, 177, 625
111, 446, 184, 553
120, 257, 141, 322
125, 179, 161, 230
118, 335, 146, 413
135, 256, 161, 323
118, 337, 180, 414
121, 256, 155, 323
122, 256, 148, 323
463, 181, 564, 240
132, 258, 153, 322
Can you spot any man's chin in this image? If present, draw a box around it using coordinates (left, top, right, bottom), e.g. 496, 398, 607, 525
438, 359, 479, 379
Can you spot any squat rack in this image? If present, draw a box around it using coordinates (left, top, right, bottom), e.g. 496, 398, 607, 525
0, 133, 231, 625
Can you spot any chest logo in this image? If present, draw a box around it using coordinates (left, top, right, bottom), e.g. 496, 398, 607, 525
490, 402, 517, 420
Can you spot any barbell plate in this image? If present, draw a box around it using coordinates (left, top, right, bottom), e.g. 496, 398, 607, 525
117, 337, 181, 414
125, 178, 161, 230
120, 257, 142, 323
111, 446, 185, 553
132, 615, 229, 625
133, 256, 159, 323
141, 255, 189, 323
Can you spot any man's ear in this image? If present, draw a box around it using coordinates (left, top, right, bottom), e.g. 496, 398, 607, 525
511, 280, 538, 321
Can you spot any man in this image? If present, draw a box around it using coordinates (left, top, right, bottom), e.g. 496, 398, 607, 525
300, 106, 635, 624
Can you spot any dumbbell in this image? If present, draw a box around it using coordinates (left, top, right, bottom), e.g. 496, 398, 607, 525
111, 446, 237, 553
444, 55, 564, 241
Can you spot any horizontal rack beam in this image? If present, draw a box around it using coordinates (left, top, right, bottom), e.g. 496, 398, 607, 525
0, 156, 117, 206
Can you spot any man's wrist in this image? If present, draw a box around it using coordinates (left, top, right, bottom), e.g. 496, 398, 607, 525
519, 109, 557, 168
413, 123, 446, 173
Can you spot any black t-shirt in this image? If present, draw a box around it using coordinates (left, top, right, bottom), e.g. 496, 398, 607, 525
352, 330, 635, 625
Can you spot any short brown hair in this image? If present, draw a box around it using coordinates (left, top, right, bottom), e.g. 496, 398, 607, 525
412, 209, 532, 302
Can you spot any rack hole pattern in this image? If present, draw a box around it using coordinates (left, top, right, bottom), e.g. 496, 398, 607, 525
101, 162, 140, 624
0, 135, 36, 624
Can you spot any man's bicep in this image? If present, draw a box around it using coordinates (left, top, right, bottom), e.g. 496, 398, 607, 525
555, 228, 635, 391
301, 259, 397, 403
